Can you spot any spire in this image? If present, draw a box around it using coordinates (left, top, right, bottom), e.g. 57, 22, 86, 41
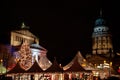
100, 8, 102, 17
21, 22, 25, 28
21, 22, 29, 29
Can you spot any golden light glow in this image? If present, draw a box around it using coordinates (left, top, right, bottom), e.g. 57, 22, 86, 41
110, 62, 112, 66
104, 60, 106, 63
0, 59, 3, 62
82, 64, 86, 67
83, 59, 86, 62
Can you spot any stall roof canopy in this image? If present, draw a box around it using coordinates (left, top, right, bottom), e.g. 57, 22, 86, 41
7, 62, 26, 74
26, 60, 44, 73
64, 57, 86, 72
44, 58, 63, 73
63, 51, 92, 73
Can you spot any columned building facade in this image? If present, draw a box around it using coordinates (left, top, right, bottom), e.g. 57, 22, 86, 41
10, 22, 39, 46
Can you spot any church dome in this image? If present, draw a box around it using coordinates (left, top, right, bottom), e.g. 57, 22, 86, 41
95, 18, 106, 26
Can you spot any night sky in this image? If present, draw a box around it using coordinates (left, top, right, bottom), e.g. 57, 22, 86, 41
1, 0, 120, 65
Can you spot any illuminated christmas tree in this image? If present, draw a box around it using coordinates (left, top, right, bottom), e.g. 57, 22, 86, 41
18, 41, 32, 70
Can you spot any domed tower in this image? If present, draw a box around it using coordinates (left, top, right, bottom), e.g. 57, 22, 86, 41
11, 22, 39, 46
92, 11, 113, 56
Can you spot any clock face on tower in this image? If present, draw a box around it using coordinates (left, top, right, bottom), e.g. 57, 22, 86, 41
94, 27, 108, 32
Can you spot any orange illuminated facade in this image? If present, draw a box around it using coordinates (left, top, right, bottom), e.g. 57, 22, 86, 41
92, 15, 113, 56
